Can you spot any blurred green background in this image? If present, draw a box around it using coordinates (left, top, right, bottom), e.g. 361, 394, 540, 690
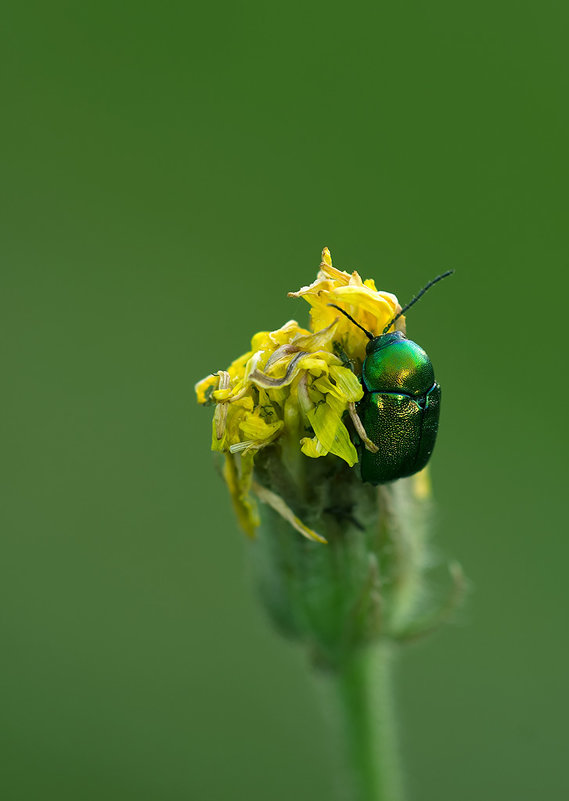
2, 2, 567, 799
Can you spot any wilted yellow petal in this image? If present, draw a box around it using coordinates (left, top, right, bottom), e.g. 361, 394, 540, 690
305, 395, 359, 467
299, 351, 342, 368
300, 436, 328, 458
212, 397, 252, 452
248, 350, 339, 392
266, 386, 288, 406
239, 413, 284, 442
223, 453, 260, 538
226, 350, 253, 382
212, 387, 233, 401
319, 247, 351, 285
195, 373, 219, 404
329, 365, 364, 401
248, 352, 308, 389
321, 366, 364, 403
289, 320, 339, 353
265, 344, 302, 370
320, 246, 333, 269
252, 481, 327, 543
250, 320, 308, 353
294, 355, 334, 374
332, 285, 398, 320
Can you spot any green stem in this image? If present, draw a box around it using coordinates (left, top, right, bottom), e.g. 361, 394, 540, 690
322, 642, 405, 801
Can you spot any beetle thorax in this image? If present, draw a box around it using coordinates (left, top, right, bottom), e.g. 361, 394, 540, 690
362, 332, 435, 397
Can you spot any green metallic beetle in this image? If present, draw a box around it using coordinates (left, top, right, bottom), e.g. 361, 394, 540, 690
330, 271, 453, 485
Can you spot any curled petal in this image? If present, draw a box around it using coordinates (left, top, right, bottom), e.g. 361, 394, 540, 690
226, 350, 253, 381
300, 436, 328, 458
248, 351, 339, 391
248, 351, 309, 389
195, 373, 219, 404
239, 413, 284, 442
252, 481, 326, 543
305, 394, 359, 467
250, 320, 308, 353
265, 344, 303, 369
319, 366, 364, 403
212, 372, 231, 440
223, 453, 259, 537
291, 319, 340, 352
263, 320, 340, 371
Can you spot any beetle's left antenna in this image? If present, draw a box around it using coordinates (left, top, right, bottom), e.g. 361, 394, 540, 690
382, 270, 454, 335
328, 304, 374, 340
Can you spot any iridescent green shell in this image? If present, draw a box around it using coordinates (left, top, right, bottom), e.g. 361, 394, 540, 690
362, 332, 434, 396
357, 332, 441, 484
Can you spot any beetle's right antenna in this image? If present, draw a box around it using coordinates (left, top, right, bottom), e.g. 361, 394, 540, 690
328, 304, 374, 340
382, 270, 454, 335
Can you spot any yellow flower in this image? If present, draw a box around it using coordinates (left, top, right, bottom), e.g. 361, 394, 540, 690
195, 247, 402, 540
289, 247, 404, 364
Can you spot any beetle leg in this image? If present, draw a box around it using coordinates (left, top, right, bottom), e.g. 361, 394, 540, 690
348, 402, 379, 453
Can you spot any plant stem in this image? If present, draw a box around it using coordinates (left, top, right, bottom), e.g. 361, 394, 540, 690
322, 642, 405, 801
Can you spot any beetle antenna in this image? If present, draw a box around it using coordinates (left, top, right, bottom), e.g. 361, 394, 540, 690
328, 304, 374, 340
382, 270, 454, 335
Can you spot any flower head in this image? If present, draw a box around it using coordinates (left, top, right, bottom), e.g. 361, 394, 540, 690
195, 247, 462, 665
195, 248, 404, 540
